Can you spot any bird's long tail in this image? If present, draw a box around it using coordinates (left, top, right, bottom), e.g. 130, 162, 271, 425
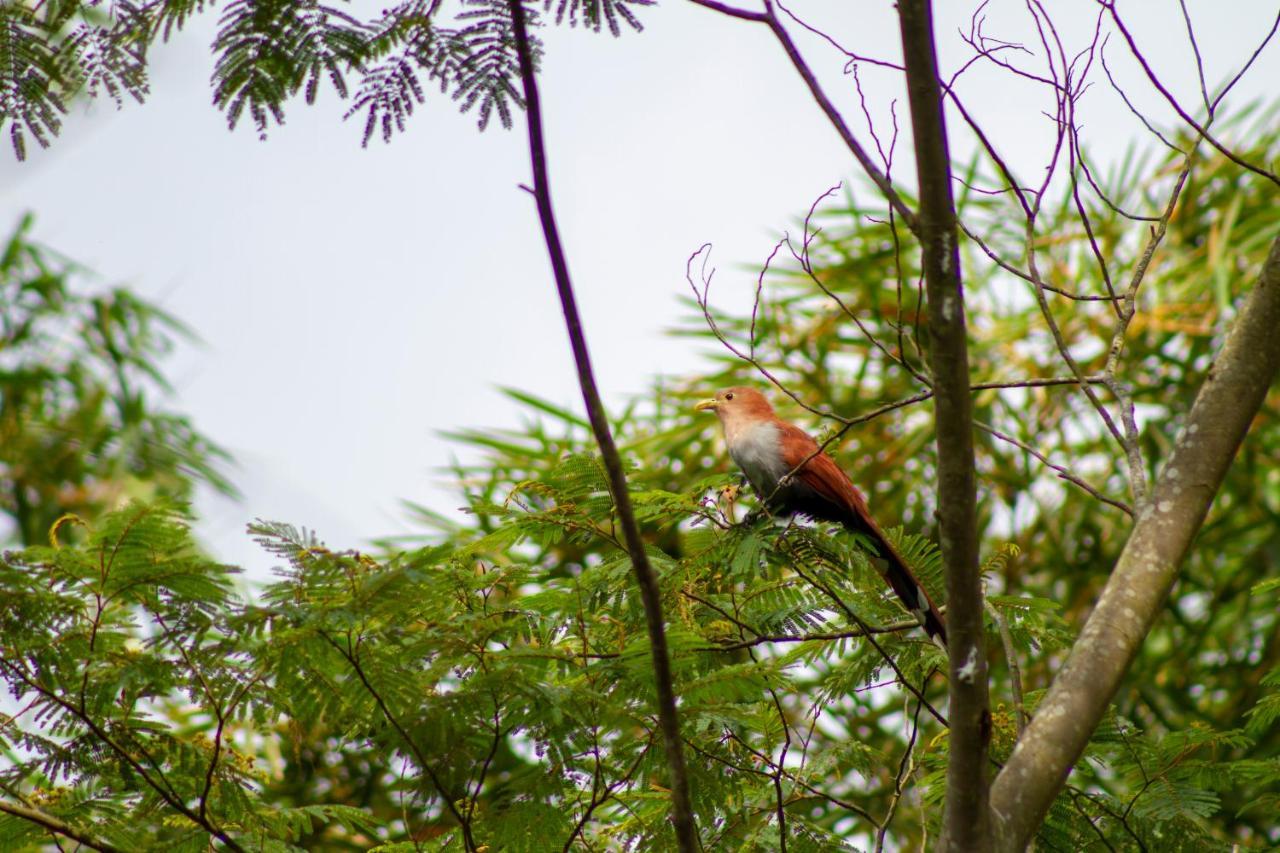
843, 515, 947, 648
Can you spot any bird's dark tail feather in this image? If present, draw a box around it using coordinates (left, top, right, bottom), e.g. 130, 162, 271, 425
843, 517, 947, 649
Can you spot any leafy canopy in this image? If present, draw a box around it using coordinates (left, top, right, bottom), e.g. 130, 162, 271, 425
0, 0, 650, 159
2, 118, 1278, 849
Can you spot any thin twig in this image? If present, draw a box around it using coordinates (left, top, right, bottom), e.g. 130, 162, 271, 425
687, 0, 919, 233
874, 689, 925, 853
985, 596, 1027, 736
975, 419, 1133, 516
1100, 0, 1280, 186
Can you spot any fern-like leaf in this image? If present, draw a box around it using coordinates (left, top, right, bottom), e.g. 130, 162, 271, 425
212, 0, 364, 138
0, 6, 67, 160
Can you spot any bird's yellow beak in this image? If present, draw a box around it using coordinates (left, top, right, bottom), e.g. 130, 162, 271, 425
694, 398, 718, 413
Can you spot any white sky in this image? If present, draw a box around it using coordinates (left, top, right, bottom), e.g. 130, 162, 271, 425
3, 0, 1276, 579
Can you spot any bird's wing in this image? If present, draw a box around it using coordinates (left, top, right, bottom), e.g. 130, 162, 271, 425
776, 421, 948, 647
775, 422, 871, 518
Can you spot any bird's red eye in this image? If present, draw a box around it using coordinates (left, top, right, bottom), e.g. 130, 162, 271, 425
725, 392, 734, 400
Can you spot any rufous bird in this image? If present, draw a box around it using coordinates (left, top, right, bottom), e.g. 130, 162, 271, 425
695, 386, 947, 647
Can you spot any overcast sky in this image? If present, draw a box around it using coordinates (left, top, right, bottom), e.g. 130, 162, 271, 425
3, 0, 1276, 578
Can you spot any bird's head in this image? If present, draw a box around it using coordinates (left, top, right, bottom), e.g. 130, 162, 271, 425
694, 386, 776, 426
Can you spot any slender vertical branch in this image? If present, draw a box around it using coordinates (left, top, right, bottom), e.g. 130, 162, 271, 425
989, 235, 1280, 851
505, 3, 697, 849
896, 1, 989, 850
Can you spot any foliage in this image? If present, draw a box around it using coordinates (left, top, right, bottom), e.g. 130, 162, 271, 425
2, 118, 1278, 848
0, 0, 651, 159
0, 215, 235, 547
3, 0, 1279, 846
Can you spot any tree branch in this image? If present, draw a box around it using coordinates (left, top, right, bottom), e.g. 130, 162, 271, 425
896, 1, 989, 849
686, 0, 919, 233
0, 800, 125, 853
506, 3, 697, 849
989, 235, 1280, 851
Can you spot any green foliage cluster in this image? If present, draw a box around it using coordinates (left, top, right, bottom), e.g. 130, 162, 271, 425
0, 215, 234, 547
2, 120, 1278, 850
0, 0, 649, 159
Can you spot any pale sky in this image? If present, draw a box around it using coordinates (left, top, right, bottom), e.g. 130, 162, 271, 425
3, 0, 1276, 578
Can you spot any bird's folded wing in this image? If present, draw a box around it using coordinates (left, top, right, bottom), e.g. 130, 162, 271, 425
776, 422, 873, 519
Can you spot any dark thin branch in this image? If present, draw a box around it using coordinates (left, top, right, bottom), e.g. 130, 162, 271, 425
1175, 0, 1210, 115
706, 619, 925, 651
1, 663, 248, 853
506, 3, 697, 849
686, 0, 765, 23
733, 588, 791, 852
975, 419, 1133, 516
1210, 7, 1280, 112
763, 0, 918, 233
687, 0, 919, 232
785, 555, 947, 727
1099, 42, 1183, 153
562, 735, 654, 851
1076, 147, 1159, 222
684, 735, 879, 826
875, 690, 925, 853
0, 800, 126, 853
327, 634, 476, 850
1100, 0, 1280, 186
1066, 789, 1120, 853
774, 1, 904, 73
897, 2, 989, 850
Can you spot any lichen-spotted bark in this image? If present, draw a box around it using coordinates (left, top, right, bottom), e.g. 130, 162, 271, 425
896, 1, 990, 849
989, 235, 1280, 851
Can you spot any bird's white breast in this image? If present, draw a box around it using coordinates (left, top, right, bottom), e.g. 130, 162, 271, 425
725, 420, 788, 494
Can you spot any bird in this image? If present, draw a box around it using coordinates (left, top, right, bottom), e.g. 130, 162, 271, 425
695, 386, 947, 647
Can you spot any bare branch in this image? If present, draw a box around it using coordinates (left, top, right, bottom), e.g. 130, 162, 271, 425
975, 419, 1133, 516
1099, 0, 1280, 186
687, 0, 920, 233
1210, 7, 1280, 112
1175, 0, 1210, 116
1099, 41, 1184, 153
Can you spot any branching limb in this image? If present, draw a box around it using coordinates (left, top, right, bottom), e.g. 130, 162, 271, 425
1099, 0, 1280, 187
685, 0, 919, 233
988, 235, 1280, 852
